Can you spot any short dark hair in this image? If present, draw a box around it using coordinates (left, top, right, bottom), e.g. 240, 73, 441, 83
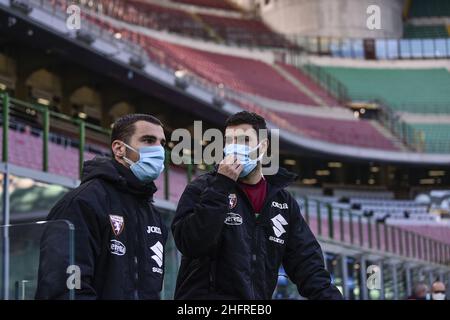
111, 113, 163, 145
224, 111, 267, 135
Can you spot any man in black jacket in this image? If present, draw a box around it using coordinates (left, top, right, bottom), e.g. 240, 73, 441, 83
172, 111, 342, 300
36, 114, 167, 299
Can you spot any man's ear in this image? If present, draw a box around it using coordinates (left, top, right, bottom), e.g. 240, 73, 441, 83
112, 140, 125, 159
260, 138, 269, 156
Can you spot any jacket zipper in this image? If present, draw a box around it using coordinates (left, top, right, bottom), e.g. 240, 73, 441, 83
133, 255, 139, 300
133, 203, 144, 300
250, 226, 258, 299
237, 185, 281, 300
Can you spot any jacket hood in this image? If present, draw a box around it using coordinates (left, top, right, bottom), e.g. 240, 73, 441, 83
264, 166, 298, 189
81, 156, 157, 198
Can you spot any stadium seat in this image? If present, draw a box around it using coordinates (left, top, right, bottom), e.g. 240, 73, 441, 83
407, 123, 450, 153
403, 24, 449, 39
276, 111, 400, 150
88, 0, 211, 39
321, 66, 450, 113
276, 62, 340, 106
196, 14, 290, 48
0, 123, 194, 203
79, 0, 290, 48
409, 0, 450, 18
139, 33, 319, 104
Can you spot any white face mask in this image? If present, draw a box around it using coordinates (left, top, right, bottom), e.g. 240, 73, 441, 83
122, 143, 165, 183
432, 293, 446, 300
223, 142, 264, 178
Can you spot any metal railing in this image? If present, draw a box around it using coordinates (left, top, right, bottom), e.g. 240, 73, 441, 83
357, 95, 450, 153
299, 63, 349, 104
2, 97, 449, 266
299, 196, 450, 267
0, 92, 202, 200
0, 92, 110, 177
286, 36, 450, 60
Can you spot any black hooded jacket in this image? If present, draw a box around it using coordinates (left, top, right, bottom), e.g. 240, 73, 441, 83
172, 167, 342, 300
35, 157, 167, 300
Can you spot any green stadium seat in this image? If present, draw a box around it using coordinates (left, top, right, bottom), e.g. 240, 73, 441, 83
407, 123, 450, 153
403, 24, 449, 39
321, 67, 450, 114
409, 0, 450, 18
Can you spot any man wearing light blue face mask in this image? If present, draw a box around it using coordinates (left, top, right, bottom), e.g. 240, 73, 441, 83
36, 114, 168, 300
172, 111, 342, 300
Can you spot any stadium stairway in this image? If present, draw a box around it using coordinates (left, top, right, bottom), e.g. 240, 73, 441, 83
270, 63, 329, 107
275, 63, 341, 107
187, 10, 224, 43
370, 120, 409, 151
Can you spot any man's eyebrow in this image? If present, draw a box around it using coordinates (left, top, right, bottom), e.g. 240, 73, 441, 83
225, 133, 251, 138
140, 135, 166, 145
140, 135, 157, 141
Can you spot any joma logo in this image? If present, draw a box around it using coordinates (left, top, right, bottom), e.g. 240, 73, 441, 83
271, 201, 288, 209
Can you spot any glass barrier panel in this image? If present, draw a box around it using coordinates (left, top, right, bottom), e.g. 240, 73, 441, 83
0, 220, 75, 300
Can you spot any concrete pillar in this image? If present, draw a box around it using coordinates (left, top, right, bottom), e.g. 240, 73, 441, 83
359, 255, 368, 300
340, 254, 349, 299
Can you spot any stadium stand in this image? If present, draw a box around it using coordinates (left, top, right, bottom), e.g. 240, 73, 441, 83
120, 29, 319, 104
275, 111, 400, 150
320, 67, 450, 113
408, 0, 450, 18
224, 97, 402, 151
1, 120, 447, 256
0, 120, 192, 203
77, 0, 290, 48
397, 224, 450, 245
407, 123, 450, 153
275, 62, 340, 106
403, 24, 449, 39
297, 198, 450, 256
0, 122, 105, 178
78, 12, 311, 104
96, 0, 210, 39
196, 13, 290, 47
298, 195, 450, 246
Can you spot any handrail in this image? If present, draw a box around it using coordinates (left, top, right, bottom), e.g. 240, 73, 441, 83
0, 92, 199, 197
300, 63, 349, 104
1, 92, 110, 178
302, 196, 450, 266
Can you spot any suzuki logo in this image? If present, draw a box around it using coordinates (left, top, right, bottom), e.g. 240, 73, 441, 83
150, 241, 163, 268
271, 214, 288, 237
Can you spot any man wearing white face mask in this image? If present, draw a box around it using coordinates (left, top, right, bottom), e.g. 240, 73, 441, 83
172, 111, 342, 300
36, 114, 167, 299
431, 281, 447, 300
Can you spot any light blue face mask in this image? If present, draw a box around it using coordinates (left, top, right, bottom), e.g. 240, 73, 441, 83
122, 143, 165, 183
223, 142, 264, 178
